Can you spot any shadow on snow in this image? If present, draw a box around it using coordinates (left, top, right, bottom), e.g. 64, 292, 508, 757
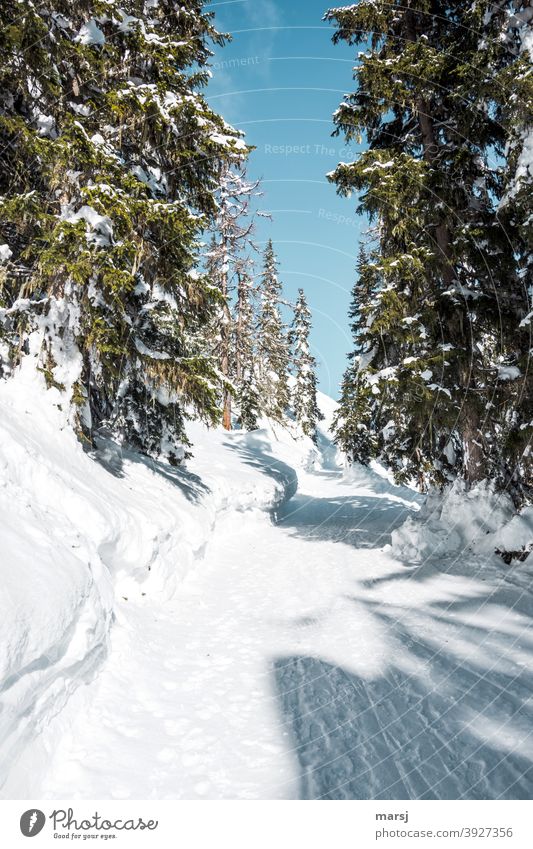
274, 491, 412, 548
273, 564, 533, 800
91, 433, 210, 504
222, 431, 299, 505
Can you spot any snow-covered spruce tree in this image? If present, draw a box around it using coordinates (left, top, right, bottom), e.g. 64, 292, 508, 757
326, 1, 531, 494
256, 240, 290, 422
494, 3, 533, 499
238, 368, 260, 431
205, 165, 261, 429
204, 232, 232, 428
0, 1, 246, 462
332, 245, 380, 464
235, 269, 260, 430
290, 289, 323, 441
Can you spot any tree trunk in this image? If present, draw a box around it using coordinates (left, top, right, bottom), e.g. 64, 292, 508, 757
220, 237, 232, 431
235, 273, 244, 385
405, 7, 453, 287
462, 405, 485, 484
222, 387, 231, 430
221, 302, 232, 431
405, 5, 486, 485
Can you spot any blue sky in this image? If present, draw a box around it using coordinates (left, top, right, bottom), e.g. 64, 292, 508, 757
206, 0, 365, 397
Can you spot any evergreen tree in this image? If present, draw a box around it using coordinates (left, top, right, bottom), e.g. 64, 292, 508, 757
0, 0, 246, 461
256, 240, 290, 421
204, 230, 233, 431
333, 246, 379, 464
493, 4, 533, 500
326, 1, 532, 494
206, 165, 261, 429
235, 270, 260, 430
290, 289, 323, 441
238, 368, 260, 431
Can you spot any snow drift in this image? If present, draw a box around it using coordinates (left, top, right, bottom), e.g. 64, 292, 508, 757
392, 479, 533, 565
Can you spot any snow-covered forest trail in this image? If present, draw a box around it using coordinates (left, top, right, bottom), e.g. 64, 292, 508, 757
39, 457, 533, 801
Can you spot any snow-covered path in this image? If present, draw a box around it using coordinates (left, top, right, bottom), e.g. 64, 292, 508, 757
39, 462, 533, 801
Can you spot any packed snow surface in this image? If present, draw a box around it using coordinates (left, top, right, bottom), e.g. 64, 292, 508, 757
1, 367, 533, 800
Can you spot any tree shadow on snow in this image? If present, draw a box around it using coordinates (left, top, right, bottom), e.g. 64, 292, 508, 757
223, 432, 415, 546
274, 650, 533, 800
273, 575, 533, 800
222, 432, 299, 504
91, 433, 210, 504
274, 491, 413, 548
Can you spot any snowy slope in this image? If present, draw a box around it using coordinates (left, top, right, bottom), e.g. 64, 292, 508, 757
2, 366, 533, 801
35, 443, 533, 801
0, 362, 313, 797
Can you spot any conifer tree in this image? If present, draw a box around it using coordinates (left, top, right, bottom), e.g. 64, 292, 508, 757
206, 165, 261, 429
333, 246, 379, 464
326, 1, 532, 493
290, 289, 323, 441
257, 240, 290, 421
235, 270, 260, 430
238, 368, 260, 431
493, 4, 533, 499
0, 0, 246, 461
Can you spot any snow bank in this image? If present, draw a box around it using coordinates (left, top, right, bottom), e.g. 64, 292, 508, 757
343, 459, 421, 502
0, 362, 305, 797
392, 479, 532, 565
